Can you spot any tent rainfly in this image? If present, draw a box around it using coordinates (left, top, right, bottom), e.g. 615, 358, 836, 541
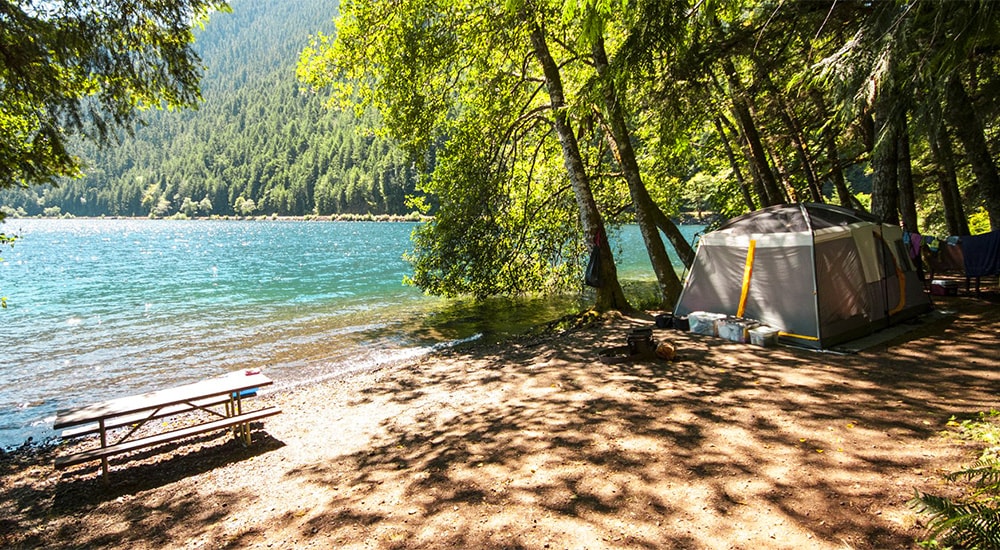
673, 203, 932, 349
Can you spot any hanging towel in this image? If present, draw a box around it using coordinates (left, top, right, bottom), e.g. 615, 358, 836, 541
908, 232, 922, 260
962, 230, 1000, 277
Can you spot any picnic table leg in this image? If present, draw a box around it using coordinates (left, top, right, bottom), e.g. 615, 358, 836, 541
99, 419, 109, 481
235, 393, 251, 446
227, 394, 234, 438
226, 393, 250, 445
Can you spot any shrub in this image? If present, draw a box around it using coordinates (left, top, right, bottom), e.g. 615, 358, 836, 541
911, 410, 1000, 548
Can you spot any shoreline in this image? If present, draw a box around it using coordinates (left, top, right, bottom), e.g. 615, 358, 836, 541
1, 213, 713, 225
2, 287, 998, 548
0, 325, 493, 454
2, 213, 428, 223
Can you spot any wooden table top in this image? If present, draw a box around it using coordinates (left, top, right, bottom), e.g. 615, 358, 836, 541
54, 371, 272, 429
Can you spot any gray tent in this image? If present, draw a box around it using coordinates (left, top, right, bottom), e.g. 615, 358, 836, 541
673, 203, 931, 349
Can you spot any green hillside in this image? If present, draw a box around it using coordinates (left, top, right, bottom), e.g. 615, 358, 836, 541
1, 0, 419, 219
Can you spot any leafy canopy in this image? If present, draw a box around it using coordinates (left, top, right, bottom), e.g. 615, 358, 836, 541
0, 0, 230, 193
301, 0, 593, 298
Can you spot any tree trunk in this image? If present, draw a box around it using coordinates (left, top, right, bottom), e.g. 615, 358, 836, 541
722, 59, 784, 207
765, 138, 798, 203
810, 91, 854, 208
859, 113, 876, 155
897, 112, 919, 232
929, 120, 970, 236
651, 205, 696, 268
871, 88, 900, 225
759, 68, 822, 203
946, 73, 1000, 231
780, 101, 823, 203
529, 23, 630, 312
778, 102, 823, 203
592, 35, 683, 307
714, 117, 756, 211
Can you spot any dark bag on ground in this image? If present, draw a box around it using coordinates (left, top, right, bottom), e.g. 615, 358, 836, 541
585, 246, 602, 287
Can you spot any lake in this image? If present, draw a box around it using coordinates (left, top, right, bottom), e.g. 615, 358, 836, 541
0, 219, 703, 449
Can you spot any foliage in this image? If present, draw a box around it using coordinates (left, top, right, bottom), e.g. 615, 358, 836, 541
301, 0, 609, 298
0, 0, 230, 190
4, 0, 999, 303
404, 116, 583, 298
968, 208, 992, 236
0, 0, 422, 219
911, 410, 1000, 549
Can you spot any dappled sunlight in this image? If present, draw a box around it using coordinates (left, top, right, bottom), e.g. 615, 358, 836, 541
3, 293, 997, 548
262, 303, 998, 548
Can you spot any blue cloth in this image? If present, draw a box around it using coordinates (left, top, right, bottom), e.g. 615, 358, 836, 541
962, 230, 1000, 277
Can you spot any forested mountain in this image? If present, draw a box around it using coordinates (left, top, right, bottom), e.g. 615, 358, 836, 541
1, 0, 419, 219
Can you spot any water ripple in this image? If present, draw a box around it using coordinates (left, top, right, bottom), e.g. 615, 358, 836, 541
1, 219, 610, 449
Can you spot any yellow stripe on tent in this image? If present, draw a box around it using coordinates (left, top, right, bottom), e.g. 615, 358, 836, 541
736, 239, 756, 318
778, 331, 820, 342
889, 264, 906, 315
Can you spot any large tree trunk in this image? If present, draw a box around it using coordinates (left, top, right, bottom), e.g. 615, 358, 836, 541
810, 91, 854, 208
592, 35, 683, 307
759, 68, 822, 203
714, 117, 756, 211
929, 120, 970, 236
529, 23, 631, 312
765, 138, 798, 202
723, 59, 784, 207
651, 206, 696, 268
718, 113, 764, 210
946, 73, 1000, 231
897, 112, 919, 232
779, 100, 823, 203
871, 87, 900, 225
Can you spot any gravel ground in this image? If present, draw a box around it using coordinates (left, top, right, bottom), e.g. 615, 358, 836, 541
1, 284, 998, 549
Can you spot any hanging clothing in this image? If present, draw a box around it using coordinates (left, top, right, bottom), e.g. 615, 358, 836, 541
926, 237, 964, 277
906, 232, 922, 260
962, 230, 1000, 278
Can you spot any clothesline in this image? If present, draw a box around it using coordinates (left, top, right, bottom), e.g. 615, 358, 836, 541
908, 229, 1000, 279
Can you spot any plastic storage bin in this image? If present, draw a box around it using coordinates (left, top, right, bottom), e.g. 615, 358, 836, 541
749, 325, 780, 347
717, 317, 759, 343
688, 311, 726, 336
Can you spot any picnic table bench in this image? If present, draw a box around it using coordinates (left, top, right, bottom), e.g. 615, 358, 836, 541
54, 369, 281, 479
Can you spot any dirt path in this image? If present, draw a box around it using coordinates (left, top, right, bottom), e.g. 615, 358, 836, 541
2, 288, 998, 549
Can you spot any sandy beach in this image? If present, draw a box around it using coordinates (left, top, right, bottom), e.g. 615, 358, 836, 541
2, 283, 998, 549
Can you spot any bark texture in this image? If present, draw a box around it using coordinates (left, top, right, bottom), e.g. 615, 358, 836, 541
946, 74, 1000, 231
897, 113, 918, 232
592, 35, 683, 306
929, 121, 970, 236
723, 59, 784, 207
529, 23, 630, 312
871, 88, 901, 225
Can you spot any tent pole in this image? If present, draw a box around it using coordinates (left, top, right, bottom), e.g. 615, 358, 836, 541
877, 224, 891, 328
801, 204, 823, 346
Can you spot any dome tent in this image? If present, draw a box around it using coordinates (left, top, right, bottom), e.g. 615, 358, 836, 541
673, 203, 931, 349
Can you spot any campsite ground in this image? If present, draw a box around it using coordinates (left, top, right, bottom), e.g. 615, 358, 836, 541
1, 278, 998, 549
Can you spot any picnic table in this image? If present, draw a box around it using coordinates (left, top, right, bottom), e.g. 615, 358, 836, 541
53, 369, 281, 479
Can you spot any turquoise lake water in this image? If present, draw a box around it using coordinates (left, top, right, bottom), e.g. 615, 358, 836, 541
0, 219, 703, 449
